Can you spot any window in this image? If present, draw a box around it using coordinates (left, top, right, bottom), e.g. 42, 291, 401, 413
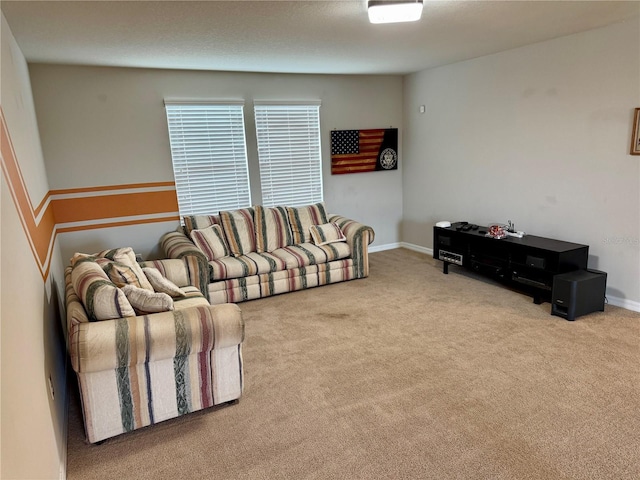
165, 101, 251, 216
254, 102, 323, 207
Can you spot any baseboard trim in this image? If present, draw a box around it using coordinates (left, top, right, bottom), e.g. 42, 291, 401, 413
374, 244, 639, 314
369, 243, 402, 253
399, 242, 433, 256
607, 296, 640, 313
369, 242, 434, 255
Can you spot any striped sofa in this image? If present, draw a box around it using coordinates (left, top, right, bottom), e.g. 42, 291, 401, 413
65, 256, 244, 443
160, 203, 375, 305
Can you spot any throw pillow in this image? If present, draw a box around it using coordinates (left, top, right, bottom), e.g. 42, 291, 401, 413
219, 208, 256, 257
94, 247, 154, 291
190, 224, 231, 260
309, 222, 346, 246
71, 257, 136, 321
183, 214, 219, 237
102, 260, 148, 289
142, 267, 187, 297
121, 284, 174, 315
286, 202, 329, 244
254, 205, 293, 253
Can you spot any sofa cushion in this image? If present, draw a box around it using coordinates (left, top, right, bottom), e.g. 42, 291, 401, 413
142, 267, 187, 297
209, 251, 287, 281
183, 214, 219, 236
253, 205, 293, 253
309, 222, 346, 246
95, 247, 154, 291
219, 208, 256, 257
171, 285, 210, 310
286, 202, 329, 244
101, 260, 149, 289
190, 224, 231, 260
270, 242, 350, 269
121, 284, 174, 315
71, 257, 136, 321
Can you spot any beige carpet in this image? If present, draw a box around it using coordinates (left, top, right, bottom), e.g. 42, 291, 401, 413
66, 248, 640, 479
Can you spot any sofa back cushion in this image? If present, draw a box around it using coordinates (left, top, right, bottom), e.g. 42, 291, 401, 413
183, 214, 220, 236
254, 205, 293, 253
71, 257, 136, 321
219, 208, 256, 256
286, 202, 329, 244
190, 224, 231, 260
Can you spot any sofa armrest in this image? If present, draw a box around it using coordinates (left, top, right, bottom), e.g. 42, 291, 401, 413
160, 231, 209, 298
69, 303, 243, 374
329, 215, 375, 278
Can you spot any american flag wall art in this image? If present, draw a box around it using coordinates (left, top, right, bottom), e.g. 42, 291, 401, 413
330, 128, 398, 175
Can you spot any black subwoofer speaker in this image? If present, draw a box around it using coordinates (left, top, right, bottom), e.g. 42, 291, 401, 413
551, 269, 607, 321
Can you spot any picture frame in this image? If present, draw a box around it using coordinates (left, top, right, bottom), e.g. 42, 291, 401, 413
631, 108, 640, 155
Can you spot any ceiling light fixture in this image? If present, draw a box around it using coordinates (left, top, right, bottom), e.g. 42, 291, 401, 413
368, 0, 423, 24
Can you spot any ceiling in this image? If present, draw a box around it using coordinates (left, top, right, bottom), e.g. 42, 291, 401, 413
2, 0, 639, 75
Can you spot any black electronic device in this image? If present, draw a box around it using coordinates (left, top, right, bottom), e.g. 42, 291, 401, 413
551, 269, 607, 321
433, 223, 589, 304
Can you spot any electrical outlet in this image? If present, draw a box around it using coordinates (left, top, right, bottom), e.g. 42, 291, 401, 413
48, 375, 55, 400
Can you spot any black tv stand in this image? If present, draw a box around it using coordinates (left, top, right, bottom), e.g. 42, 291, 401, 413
434, 223, 589, 304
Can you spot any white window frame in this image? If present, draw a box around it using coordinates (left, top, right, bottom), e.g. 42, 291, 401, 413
164, 101, 251, 217
253, 101, 323, 207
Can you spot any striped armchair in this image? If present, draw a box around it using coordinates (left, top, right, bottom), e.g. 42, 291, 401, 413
65, 257, 244, 443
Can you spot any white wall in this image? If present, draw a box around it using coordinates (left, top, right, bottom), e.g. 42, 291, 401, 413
28, 66, 404, 260
1, 13, 66, 479
403, 19, 640, 306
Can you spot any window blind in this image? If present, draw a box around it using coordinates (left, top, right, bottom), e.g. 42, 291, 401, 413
254, 103, 323, 207
165, 102, 251, 217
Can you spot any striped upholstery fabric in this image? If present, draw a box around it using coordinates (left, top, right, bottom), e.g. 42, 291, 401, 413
286, 202, 329, 244
95, 247, 154, 292
160, 211, 374, 305
65, 264, 244, 444
71, 257, 136, 321
309, 222, 346, 246
253, 205, 293, 253
141, 267, 186, 297
208, 259, 356, 304
190, 224, 230, 260
209, 252, 286, 281
270, 242, 350, 269
121, 284, 174, 315
173, 286, 211, 309
102, 260, 148, 289
183, 214, 219, 236
329, 215, 375, 279
157, 233, 209, 298
219, 208, 256, 257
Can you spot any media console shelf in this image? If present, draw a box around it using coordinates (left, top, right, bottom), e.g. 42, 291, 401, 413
433, 223, 589, 304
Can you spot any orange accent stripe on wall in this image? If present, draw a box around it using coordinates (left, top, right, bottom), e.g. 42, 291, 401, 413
1, 111, 57, 279
52, 191, 179, 224
1, 107, 181, 281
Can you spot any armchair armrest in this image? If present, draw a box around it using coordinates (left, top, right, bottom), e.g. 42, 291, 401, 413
329, 215, 375, 278
159, 231, 209, 298
69, 303, 243, 374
